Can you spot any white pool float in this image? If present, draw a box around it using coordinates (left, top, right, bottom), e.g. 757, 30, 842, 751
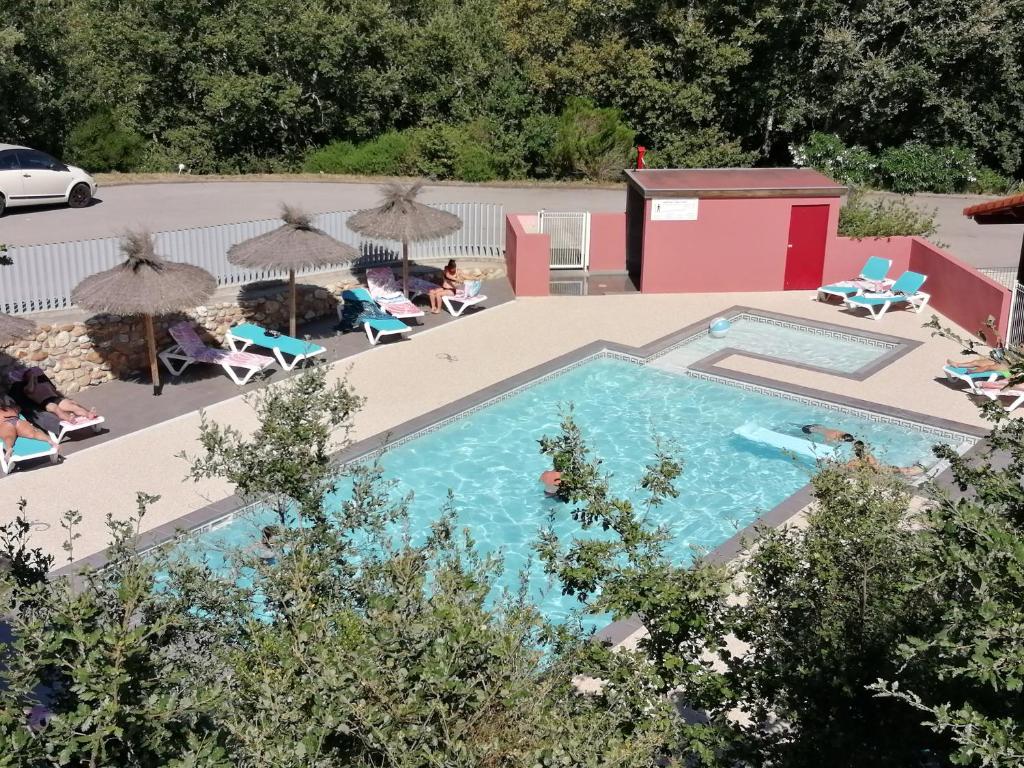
733, 422, 839, 462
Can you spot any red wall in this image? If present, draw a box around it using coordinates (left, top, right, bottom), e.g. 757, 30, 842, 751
505, 215, 550, 297
908, 237, 1011, 339
824, 237, 912, 286
588, 212, 627, 272
639, 196, 842, 293
829, 236, 1011, 337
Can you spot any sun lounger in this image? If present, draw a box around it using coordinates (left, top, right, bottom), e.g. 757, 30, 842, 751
1, 418, 58, 475
338, 288, 411, 345
225, 323, 326, 371
817, 256, 893, 301
366, 267, 425, 320
942, 365, 1008, 391
844, 271, 930, 319
159, 322, 276, 385
48, 415, 105, 444
977, 381, 1024, 412
442, 280, 487, 317
404, 273, 440, 299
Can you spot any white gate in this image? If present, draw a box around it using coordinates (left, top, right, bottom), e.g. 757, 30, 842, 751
539, 211, 590, 269
1007, 281, 1024, 348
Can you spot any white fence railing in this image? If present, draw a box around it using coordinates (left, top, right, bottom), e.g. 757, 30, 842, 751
539, 211, 590, 269
1007, 281, 1024, 349
0, 202, 505, 315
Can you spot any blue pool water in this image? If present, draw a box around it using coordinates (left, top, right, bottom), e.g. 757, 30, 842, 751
652, 316, 892, 374
180, 357, 962, 623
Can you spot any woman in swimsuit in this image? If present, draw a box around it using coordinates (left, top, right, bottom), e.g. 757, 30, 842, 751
6, 366, 99, 424
0, 394, 58, 461
428, 259, 462, 314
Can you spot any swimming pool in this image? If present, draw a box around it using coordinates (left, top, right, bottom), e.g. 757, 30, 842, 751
179, 355, 970, 624
651, 314, 897, 374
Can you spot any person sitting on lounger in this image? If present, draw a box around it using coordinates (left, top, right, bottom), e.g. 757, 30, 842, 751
845, 440, 922, 476
802, 424, 856, 444
428, 259, 462, 314
5, 366, 99, 424
0, 395, 58, 462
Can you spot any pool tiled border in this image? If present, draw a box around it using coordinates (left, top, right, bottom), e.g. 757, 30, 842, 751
54, 306, 988, 610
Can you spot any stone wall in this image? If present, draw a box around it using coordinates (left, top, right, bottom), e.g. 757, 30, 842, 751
1, 262, 505, 394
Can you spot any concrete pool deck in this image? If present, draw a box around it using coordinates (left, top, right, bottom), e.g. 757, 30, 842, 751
3, 285, 995, 567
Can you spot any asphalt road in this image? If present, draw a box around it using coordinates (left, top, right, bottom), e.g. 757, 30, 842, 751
1, 180, 1020, 270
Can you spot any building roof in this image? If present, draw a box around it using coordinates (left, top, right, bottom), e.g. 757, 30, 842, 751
963, 193, 1024, 224
624, 168, 846, 199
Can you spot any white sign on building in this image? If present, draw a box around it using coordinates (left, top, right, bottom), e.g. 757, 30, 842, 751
650, 198, 699, 221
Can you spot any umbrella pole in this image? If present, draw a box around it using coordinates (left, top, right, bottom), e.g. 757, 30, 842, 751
289, 269, 297, 338
402, 240, 410, 298
144, 313, 161, 395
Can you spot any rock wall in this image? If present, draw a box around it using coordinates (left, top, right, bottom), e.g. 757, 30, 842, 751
0, 280, 358, 393
1, 262, 505, 394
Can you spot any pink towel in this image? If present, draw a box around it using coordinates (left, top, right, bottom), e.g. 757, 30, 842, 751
169, 322, 272, 368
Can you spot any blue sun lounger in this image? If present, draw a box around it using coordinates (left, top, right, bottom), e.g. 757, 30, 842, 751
225, 323, 327, 370
817, 256, 893, 301
338, 288, 411, 345
942, 364, 1008, 391
844, 271, 930, 319
733, 423, 839, 462
1, 418, 58, 475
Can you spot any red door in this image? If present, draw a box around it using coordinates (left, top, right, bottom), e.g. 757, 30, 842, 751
783, 204, 830, 290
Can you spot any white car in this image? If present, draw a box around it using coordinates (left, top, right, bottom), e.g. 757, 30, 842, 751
0, 143, 98, 217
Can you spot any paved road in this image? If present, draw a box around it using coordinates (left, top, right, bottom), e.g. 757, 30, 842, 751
1, 180, 1020, 269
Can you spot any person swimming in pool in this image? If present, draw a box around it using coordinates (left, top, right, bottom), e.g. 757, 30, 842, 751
540, 469, 562, 497
802, 424, 856, 444
845, 440, 923, 476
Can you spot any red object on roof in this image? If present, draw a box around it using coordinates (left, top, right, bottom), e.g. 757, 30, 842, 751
963, 193, 1024, 224
624, 167, 845, 199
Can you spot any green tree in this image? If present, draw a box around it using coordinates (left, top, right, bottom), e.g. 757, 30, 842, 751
549, 99, 635, 180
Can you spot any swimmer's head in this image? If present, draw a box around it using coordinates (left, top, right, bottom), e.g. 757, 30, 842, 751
841, 433, 855, 442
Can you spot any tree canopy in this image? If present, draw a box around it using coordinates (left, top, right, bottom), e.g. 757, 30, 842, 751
2, 0, 1022, 186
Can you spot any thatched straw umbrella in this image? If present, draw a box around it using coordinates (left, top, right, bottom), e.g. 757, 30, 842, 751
0, 314, 34, 346
346, 182, 462, 297
228, 205, 357, 337
72, 230, 217, 395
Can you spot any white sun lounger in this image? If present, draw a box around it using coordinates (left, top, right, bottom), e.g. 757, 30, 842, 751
1, 418, 58, 475
160, 322, 276, 385
49, 415, 105, 444
442, 280, 487, 317
366, 267, 425, 320
978, 383, 1024, 413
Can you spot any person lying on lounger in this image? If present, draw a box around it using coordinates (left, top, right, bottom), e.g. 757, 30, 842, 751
0, 395, 58, 461
845, 440, 922, 476
946, 355, 1006, 373
5, 366, 99, 424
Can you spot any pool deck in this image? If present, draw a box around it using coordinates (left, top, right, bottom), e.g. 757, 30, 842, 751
4, 282, 995, 568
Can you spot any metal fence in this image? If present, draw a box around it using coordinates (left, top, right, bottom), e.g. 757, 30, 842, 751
1, 202, 505, 315
539, 211, 590, 269
978, 266, 1017, 290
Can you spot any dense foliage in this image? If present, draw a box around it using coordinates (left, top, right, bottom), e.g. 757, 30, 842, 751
2, 0, 1023, 186
2, 354, 1023, 765
838, 191, 939, 239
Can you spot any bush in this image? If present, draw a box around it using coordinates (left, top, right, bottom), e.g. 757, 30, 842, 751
65, 111, 146, 173
969, 166, 1015, 195
645, 127, 756, 169
411, 121, 503, 182
838, 190, 938, 239
302, 132, 416, 176
549, 98, 635, 181
876, 143, 977, 194
791, 132, 876, 187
